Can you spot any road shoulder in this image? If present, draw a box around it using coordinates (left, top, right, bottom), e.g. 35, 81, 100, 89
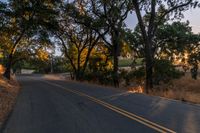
0, 75, 20, 131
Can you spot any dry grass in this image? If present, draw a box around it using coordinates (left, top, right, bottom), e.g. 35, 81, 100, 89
125, 73, 200, 104
0, 75, 20, 127
149, 74, 200, 104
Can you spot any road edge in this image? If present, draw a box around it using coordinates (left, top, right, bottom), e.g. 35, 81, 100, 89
0, 77, 21, 133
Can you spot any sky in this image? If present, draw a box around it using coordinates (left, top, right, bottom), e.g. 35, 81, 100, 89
125, 8, 200, 34
181, 8, 200, 34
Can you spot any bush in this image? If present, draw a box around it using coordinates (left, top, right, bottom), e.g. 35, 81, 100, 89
83, 70, 114, 85
153, 59, 184, 85
120, 59, 184, 86
122, 67, 145, 86
84, 72, 96, 81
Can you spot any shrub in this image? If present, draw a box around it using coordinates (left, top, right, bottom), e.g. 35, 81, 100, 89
83, 70, 114, 85
84, 72, 96, 82
153, 59, 184, 85
123, 67, 145, 86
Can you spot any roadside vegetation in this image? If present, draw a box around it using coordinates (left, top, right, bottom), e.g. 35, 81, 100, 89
149, 73, 200, 104
0, 70, 20, 128
1, 0, 200, 106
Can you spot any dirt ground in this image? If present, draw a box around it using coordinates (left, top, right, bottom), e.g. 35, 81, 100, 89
0, 75, 20, 128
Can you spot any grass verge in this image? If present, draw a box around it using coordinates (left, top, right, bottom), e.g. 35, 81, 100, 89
150, 74, 200, 104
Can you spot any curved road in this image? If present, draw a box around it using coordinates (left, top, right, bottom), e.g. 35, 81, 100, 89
2, 75, 200, 133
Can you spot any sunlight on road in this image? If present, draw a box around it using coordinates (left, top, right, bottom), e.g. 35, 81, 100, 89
128, 86, 144, 93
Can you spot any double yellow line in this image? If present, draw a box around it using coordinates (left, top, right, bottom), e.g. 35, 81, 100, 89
43, 80, 176, 133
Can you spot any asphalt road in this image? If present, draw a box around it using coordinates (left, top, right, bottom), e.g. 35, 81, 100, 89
2, 75, 200, 133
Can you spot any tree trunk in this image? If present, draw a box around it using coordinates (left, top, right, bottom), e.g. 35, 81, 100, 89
3, 30, 25, 80
75, 72, 80, 81
112, 32, 120, 87
111, 27, 122, 88
76, 52, 81, 81
133, 1, 154, 93
81, 46, 94, 76
144, 39, 154, 93
113, 49, 119, 87
3, 53, 13, 79
145, 56, 153, 93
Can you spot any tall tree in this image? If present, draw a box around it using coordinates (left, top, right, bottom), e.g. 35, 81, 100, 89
125, 21, 200, 84
132, 0, 196, 93
67, 0, 132, 87
2, 0, 60, 79
54, 1, 99, 80
56, 23, 100, 80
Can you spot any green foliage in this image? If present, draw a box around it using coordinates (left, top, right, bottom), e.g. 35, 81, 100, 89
119, 59, 184, 86
84, 70, 113, 85
13, 57, 50, 74
1, 0, 199, 88
153, 59, 184, 84
86, 56, 114, 85
156, 22, 197, 57
128, 67, 145, 83
120, 67, 145, 86
190, 65, 198, 80
52, 57, 69, 73
123, 28, 145, 57
0, 51, 3, 59
188, 54, 200, 79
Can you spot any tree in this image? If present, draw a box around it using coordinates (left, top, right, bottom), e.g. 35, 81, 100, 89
124, 27, 145, 59
153, 21, 200, 81
67, 0, 132, 87
0, 2, 8, 30
88, 42, 112, 73
132, 0, 196, 93
12, 36, 55, 73
2, 0, 61, 79
55, 5, 100, 80
186, 35, 200, 79
58, 27, 100, 80
125, 21, 200, 83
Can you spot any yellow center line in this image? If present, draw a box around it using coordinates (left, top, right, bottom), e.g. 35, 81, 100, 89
41, 80, 176, 133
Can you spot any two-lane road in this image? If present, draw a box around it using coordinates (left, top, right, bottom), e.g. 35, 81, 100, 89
2, 75, 200, 133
